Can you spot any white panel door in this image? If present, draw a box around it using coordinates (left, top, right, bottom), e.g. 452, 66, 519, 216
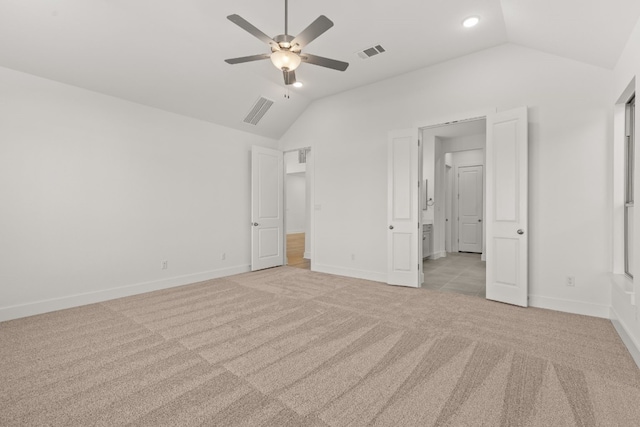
486, 107, 528, 306
251, 146, 284, 271
458, 165, 483, 253
387, 129, 420, 287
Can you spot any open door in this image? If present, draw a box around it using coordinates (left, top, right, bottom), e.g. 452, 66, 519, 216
387, 129, 421, 287
251, 146, 284, 271
486, 107, 528, 306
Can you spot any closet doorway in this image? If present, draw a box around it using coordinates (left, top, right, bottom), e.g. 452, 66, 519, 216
284, 149, 312, 270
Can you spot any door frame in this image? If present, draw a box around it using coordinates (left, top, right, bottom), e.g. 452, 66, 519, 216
417, 110, 493, 256
445, 164, 453, 252
282, 147, 314, 270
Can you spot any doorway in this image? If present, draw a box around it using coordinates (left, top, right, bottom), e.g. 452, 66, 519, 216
421, 120, 486, 260
284, 149, 311, 270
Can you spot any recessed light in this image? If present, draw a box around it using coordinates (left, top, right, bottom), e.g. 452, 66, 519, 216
462, 16, 479, 28
292, 81, 303, 88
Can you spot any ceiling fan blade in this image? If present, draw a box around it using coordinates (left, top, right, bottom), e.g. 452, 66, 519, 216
225, 53, 271, 64
290, 15, 333, 49
283, 70, 296, 85
227, 14, 278, 49
300, 53, 349, 71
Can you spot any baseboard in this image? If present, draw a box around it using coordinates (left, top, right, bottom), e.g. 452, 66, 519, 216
432, 251, 446, 260
303, 251, 311, 260
610, 309, 640, 369
286, 230, 305, 235
528, 295, 610, 319
0, 264, 251, 322
313, 263, 386, 283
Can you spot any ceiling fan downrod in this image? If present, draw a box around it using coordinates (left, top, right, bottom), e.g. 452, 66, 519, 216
284, 0, 288, 36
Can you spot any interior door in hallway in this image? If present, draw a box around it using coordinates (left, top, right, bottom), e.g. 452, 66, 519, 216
458, 165, 483, 253
251, 146, 284, 271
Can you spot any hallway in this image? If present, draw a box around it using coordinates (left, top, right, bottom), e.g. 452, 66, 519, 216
286, 233, 310, 270
422, 252, 486, 297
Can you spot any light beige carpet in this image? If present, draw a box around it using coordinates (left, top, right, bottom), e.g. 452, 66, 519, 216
1, 266, 639, 426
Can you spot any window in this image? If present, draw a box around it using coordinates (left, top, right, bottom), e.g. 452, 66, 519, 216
625, 95, 635, 277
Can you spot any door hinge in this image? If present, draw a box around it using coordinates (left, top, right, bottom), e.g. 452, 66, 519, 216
418, 140, 420, 146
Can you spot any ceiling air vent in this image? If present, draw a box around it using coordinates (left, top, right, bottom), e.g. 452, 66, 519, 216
357, 44, 386, 60
243, 97, 274, 125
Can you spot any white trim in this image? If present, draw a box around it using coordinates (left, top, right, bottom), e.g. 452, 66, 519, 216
0, 265, 251, 322
286, 229, 305, 234
303, 251, 311, 259
414, 108, 496, 130
610, 309, 640, 369
430, 251, 447, 260
313, 263, 386, 283
528, 295, 610, 319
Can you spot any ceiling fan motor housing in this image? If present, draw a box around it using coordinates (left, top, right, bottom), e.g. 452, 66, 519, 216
273, 34, 297, 51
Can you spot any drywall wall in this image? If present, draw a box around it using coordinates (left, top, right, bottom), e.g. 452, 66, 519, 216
0, 66, 277, 321
422, 135, 436, 223
286, 173, 306, 234
611, 15, 640, 363
279, 43, 613, 317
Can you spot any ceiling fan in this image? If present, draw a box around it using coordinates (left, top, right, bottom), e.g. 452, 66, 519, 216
224, 0, 349, 86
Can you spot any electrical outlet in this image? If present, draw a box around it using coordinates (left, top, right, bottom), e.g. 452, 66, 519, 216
161, 260, 168, 270
221, 252, 226, 261
566, 276, 575, 287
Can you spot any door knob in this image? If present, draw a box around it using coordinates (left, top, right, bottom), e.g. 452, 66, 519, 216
517, 229, 524, 235
389, 225, 394, 230
478, 219, 482, 222
253, 222, 259, 226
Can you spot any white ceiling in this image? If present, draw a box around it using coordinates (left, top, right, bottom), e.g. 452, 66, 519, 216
1, 0, 639, 139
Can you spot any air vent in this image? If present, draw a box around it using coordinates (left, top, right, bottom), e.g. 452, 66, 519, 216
357, 44, 386, 60
243, 97, 274, 125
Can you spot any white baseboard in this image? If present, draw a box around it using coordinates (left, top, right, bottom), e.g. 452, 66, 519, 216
610, 308, 640, 369
313, 263, 386, 283
528, 295, 610, 319
286, 230, 305, 235
0, 264, 251, 322
481, 252, 486, 261
431, 251, 446, 260
303, 251, 311, 260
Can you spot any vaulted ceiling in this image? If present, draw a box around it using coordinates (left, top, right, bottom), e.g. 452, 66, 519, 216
1, 0, 639, 139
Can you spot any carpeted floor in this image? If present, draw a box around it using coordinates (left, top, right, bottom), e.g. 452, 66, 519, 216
1, 266, 639, 426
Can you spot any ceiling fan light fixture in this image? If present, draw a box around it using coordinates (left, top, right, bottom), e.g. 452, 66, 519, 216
462, 16, 480, 28
270, 50, 301, 71
292, 81, 303, 88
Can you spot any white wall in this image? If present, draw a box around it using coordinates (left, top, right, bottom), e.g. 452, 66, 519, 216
612, 15, 640, 362
0, 66, 278, 321
422, 135, 436, 223
279, 43, 613, 317
286, 173, 306, 234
